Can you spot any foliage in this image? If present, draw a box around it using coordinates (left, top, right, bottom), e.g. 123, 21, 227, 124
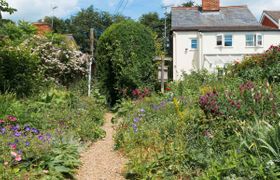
96, 20, 157, 105
23, 35, 88, 86
43, 16, 70, 34
0, 0, 16, 20
0, 21, 36, 45
115, 62, 280, 179
181, 1, 196, 7
229, 45, 280, 83
0, 46, 43, 97
0, 87, 106, 179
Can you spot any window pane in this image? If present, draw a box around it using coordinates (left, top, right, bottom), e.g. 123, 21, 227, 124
246, 34, 254, 46
224, 35, 232, 46
257, 35, 263, 46
191, 39, 198, 49
217, 35, 222, 46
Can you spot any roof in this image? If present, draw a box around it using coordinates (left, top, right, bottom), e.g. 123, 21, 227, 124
263, 11, 280, 23
172, 6, 279, 32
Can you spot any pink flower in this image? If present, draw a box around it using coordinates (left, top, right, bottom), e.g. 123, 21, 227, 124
7, 115, 17, 122
0, 119, 4, 123
10, 144, 17, 150
11, 151, 17, 157
11, 152, 22, 162
15, 155, 22, 162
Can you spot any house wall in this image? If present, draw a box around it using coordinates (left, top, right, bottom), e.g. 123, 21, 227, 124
173, 31, 199, 80
173, 31, 280, 80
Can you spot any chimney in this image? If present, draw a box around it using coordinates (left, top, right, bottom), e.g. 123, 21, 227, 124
202, 0, 220, 11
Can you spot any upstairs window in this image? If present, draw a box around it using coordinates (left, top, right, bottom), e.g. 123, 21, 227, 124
216, 35, 223, 46
224, 35, 233, 47
246, 34, 255, 46
257, 34, 263, 46
191, 39, 198, 49
246, 34, 263, 47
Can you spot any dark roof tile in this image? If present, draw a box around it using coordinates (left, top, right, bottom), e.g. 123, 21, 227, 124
171, 6, 270, 31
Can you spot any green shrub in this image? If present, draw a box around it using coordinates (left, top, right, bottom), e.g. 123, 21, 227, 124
229, 45, 280, 82
115, 70, 280, 179
96, 20, 157, 105
0, 87, 106, 179
0, 21, 36, 45
0, 47, 43, 97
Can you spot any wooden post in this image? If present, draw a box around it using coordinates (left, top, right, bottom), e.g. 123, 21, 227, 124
161, 55, 165, 93
88, 28, 94, 97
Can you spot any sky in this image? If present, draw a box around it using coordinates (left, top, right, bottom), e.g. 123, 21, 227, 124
3, 0, 280, 22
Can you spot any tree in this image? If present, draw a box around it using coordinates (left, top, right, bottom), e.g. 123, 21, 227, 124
139, 12, 163, 39
0, 0, 16, 20
43, 16, 69, 34
181, 1, 195, 7
96, 20, 156, 105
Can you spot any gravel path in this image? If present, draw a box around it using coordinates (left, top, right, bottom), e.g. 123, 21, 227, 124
76, 113, 127, 180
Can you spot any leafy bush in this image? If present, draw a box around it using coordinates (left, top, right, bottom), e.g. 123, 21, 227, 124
229, 45, 280, 82
0, 87, 106, 179
22, 35, 88, 86
0, 47, 43, 97
115, 69, 280, 179
96, 20, 157, 105
0, 21, 36, 45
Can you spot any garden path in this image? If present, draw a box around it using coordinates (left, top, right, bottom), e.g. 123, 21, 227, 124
76, 113, 127, 180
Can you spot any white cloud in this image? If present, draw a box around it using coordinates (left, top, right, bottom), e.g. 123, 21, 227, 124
163, 0, 280, 18
3, 0, 80, 22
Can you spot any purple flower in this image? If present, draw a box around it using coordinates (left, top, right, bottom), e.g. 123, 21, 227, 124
25, 141, 30, 147
38, 135, 44, 141
24, 126, 31, 132
14, 139, 19, 144
133, 117, 140, 123
17, 150, 23, 155
132, 123, 138, 133
152, 104, 160, 111
140, 108, 145, 113
11, 124, 20, 131
31, 128, 39, 135
14, 132, 21, 137
46, 133, 52, 140
0, 127, 6, 134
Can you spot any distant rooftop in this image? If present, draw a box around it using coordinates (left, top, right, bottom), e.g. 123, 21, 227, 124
172, 6, 279, 32
264, 11, 280, 23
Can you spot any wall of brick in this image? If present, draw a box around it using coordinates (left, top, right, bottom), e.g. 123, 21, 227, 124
202, 0, 220, 11
262, 16, 278, 29
32, 23, 52, 35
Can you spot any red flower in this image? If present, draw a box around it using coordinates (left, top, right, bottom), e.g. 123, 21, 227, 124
7, 115, 17, 122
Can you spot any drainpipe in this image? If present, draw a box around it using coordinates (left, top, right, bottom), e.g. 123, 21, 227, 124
199, 32, 203, 71
173, 32, 177, 80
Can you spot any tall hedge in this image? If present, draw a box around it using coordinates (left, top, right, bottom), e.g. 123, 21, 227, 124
96, 20, 156, 104
0, 47, 43, 97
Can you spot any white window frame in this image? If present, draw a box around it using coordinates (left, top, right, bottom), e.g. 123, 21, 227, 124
216, 34, 223, 47
246, 33, 263, 47
246, 34, 256, 47
224, 34, 233, 47
190, 38, 198, 49
256, 33, 263, 47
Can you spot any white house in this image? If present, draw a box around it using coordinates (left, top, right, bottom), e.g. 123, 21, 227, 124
172, 0, 280, 80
